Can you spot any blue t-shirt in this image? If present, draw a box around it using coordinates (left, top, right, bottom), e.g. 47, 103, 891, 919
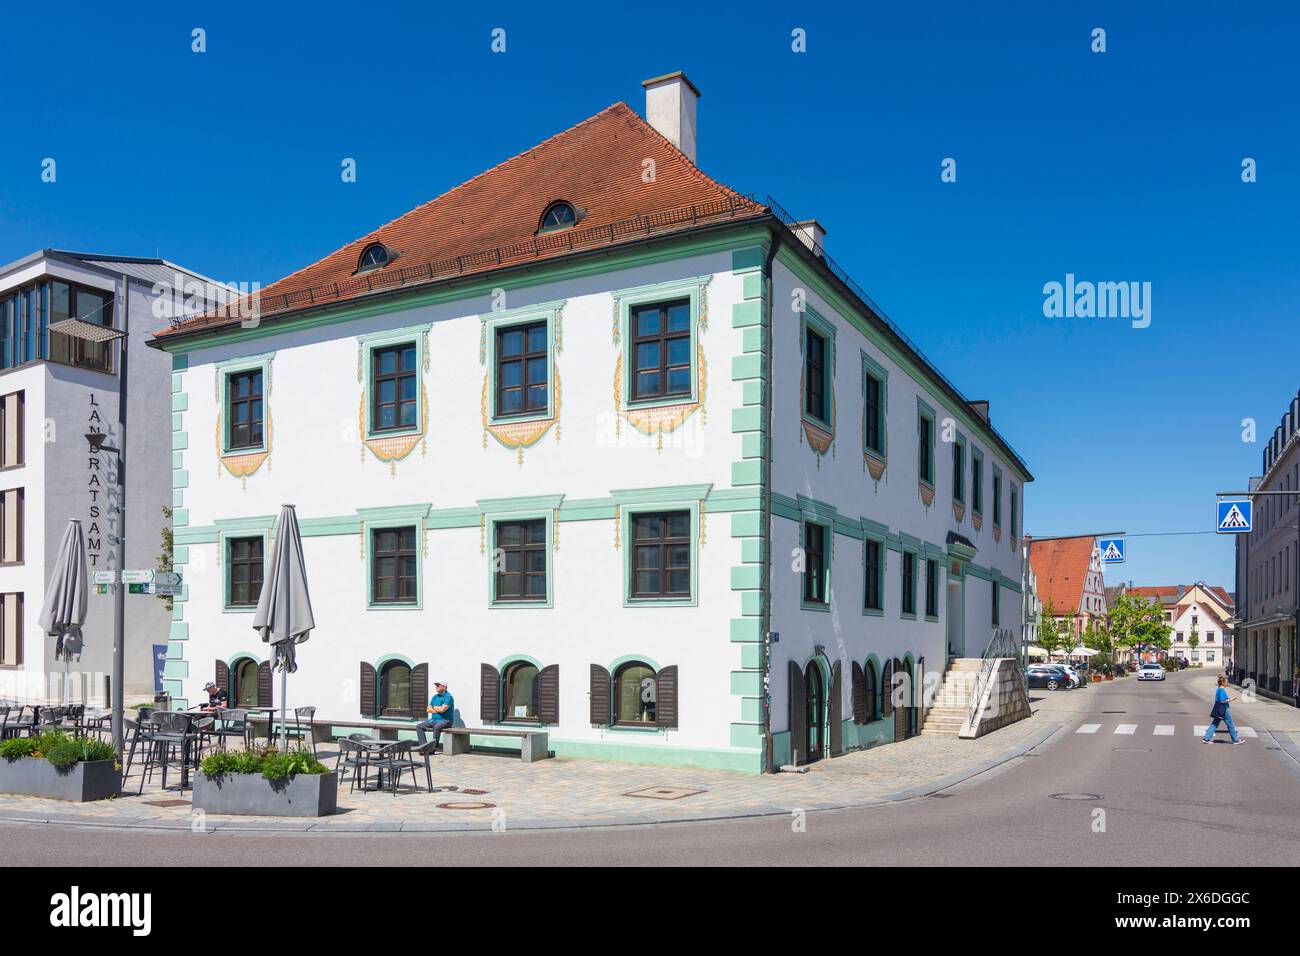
1215, 687, 1229, 705
428, 691, 454, 722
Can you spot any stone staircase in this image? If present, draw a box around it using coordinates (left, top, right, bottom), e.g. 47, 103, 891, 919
921, 658, 983, 736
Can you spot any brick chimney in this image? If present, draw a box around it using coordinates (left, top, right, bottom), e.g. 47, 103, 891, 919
791, 219, 827, 256
643, 71, 700, 163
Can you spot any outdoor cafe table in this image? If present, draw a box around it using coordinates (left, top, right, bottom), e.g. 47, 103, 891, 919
350, 737, 408, 792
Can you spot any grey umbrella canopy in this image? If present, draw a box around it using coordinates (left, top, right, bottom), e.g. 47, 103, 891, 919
252, 505, 315, 748
38, 519, 89, 703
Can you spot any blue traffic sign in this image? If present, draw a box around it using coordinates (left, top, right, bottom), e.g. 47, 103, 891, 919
1099, 537, 1126, 563
1217, 499, 1252, 534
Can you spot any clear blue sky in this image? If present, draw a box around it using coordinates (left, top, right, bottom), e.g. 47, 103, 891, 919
3, 1, 1297, 591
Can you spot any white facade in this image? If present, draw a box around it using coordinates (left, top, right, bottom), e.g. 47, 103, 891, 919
0, 251, 226, 704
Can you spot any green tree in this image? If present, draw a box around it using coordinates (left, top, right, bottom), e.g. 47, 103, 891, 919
156, 505, 174, 613
1187, 625, 1200, 663
1108, 592, 1172, 659
1038, 599, 1068, 658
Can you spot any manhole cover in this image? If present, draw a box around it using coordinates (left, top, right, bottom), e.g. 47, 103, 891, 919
624, 786, 706, 801
1049, 792, 1102, 801
435, 801, 496, 810
142, 799, 190, 808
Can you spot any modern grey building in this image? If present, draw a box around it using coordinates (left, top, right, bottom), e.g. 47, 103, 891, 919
0, 250, 230, 704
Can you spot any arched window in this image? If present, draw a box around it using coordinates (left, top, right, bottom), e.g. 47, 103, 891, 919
864, 660, 878, 721
880, 659, 894, 718
538, 201, 577, 234
232, 657, 259, 708
502, 661, 540, 721
614, 661, 657, 725
378, 660, 412, 718
357, 242, 393, 273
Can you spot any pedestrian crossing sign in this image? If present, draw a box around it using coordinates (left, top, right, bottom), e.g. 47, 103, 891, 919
1099, 537, 1125, 563
1217, 500, 1252, 534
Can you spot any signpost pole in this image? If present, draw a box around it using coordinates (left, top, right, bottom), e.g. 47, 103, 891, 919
111, 277, 129, 756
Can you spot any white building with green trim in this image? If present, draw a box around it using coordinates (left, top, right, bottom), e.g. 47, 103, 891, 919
150, 73, 1031, 772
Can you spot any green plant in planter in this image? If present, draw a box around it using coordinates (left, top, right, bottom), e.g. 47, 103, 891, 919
0, 732, 112, 767
201, 747, 328, 781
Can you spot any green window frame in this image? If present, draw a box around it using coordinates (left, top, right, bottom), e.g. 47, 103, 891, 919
481, 301, 562, 426
215, 516, 275, 613
971, 448, 984, 515
901, 550, 917, 618
917, 398, 936, 487
358, 325, 430, 441
862, 351, 888, 460
359, 504, 431, 610
925, 558, 939, 619
216, 353, 274, 456
801, 519, 830, 609
800, 306, 837, 432
613, 278, 709, 411
952, 432, 966, 504
992, 465, 1004, 528
1010, 485, 1019, 545
612, 485, 709, 607
863, 536, 884, 614
480, 495, 562, 609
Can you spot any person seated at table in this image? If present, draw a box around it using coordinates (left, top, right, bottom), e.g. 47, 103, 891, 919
200, 681, 229, 711
415, 681, 454, 751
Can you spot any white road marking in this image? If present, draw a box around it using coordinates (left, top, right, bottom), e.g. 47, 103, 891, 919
1195, 726, 1209, 736
1115, 724, 1138, 735
1153, 725, 1175, 736
1076, 723, 1101, 734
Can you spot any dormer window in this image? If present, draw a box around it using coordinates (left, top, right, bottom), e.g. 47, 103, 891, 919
538, 201, 577, 234
357, 242, 395, 273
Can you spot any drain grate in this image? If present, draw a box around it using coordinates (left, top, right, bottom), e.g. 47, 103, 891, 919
460, 788, 490, 795
1049, 792, 1102, 801
142, 799, 190, 808
624, 786, 706, 801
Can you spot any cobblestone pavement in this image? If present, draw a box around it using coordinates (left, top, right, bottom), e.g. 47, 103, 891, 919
0, 710, 1068, 834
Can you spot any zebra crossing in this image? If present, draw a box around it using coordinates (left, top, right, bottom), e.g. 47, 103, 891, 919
1075, 721, 1258, 737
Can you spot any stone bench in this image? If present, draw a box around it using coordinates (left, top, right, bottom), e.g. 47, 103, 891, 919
443, 727, 549, 763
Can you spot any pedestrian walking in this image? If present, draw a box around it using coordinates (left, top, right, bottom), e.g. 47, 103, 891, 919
1203, 675, 1245, 745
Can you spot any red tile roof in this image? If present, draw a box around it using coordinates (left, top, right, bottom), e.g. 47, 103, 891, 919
1125, 584, 1234, 613
1028, 536, 1097, 616
155, 102, 764, 340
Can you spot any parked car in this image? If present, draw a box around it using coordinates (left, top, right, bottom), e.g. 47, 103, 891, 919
1055, 662, 1088, 688
1026, 665, 1073, 690
1137, 663, 1166, 681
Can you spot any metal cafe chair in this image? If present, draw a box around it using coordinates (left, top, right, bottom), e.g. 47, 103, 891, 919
335, 735, 371, 793
138, 712, 199, 794
208, 708, 253, 751
361, 740, 417, 796
281, 706, 318, 757
122, 707, 158, 781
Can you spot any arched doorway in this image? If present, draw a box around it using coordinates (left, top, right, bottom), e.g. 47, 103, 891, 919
893, 657, 915, 742
231, 657, 259, 708
805, 664, 825, 762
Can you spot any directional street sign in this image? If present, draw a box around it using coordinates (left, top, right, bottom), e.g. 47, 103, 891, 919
1217, 500, 1252, 534
1099, 537, 1126, 564
153, 572, 182, 587
92, 571, 118, 585
148, 584, 182, 597
120, 569, 154, 584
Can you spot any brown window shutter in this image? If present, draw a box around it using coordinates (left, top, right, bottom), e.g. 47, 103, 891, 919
409, 663, 428, 721
537, 664, 560, 724
881, 660, 894, 718
851, 661, 866, 724
480, 663, 501, 723
215, 659, 230, 698
257, 660, 273, 708
589, 664, 611, 726
359, 662, 376, 718
788, 661, 807, 766
829, 661, 843, 755
655, 665, 678, 728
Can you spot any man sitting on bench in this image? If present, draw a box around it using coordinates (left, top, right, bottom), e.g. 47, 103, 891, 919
415, 680, 454, 751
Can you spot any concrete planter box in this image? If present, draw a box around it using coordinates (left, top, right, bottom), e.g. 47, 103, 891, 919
193, 771, 337, 817
0, 758, 121, 802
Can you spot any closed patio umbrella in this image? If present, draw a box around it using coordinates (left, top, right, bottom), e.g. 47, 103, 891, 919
252, 504, 315, 749
38, 519, 88, 704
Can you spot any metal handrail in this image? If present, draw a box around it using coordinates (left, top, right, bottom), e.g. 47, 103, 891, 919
966, 627, 1019, 729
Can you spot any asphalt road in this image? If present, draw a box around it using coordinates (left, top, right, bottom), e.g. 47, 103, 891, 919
4, 671, 1298, 866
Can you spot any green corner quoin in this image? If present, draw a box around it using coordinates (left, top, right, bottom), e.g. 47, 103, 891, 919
729, 246, 769, 768
166, 353, 191, 710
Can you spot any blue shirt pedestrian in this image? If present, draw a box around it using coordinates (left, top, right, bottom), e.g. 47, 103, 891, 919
1203, 679, 1243, 744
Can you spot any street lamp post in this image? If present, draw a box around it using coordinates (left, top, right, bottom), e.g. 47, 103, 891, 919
51, 277, 130, 755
